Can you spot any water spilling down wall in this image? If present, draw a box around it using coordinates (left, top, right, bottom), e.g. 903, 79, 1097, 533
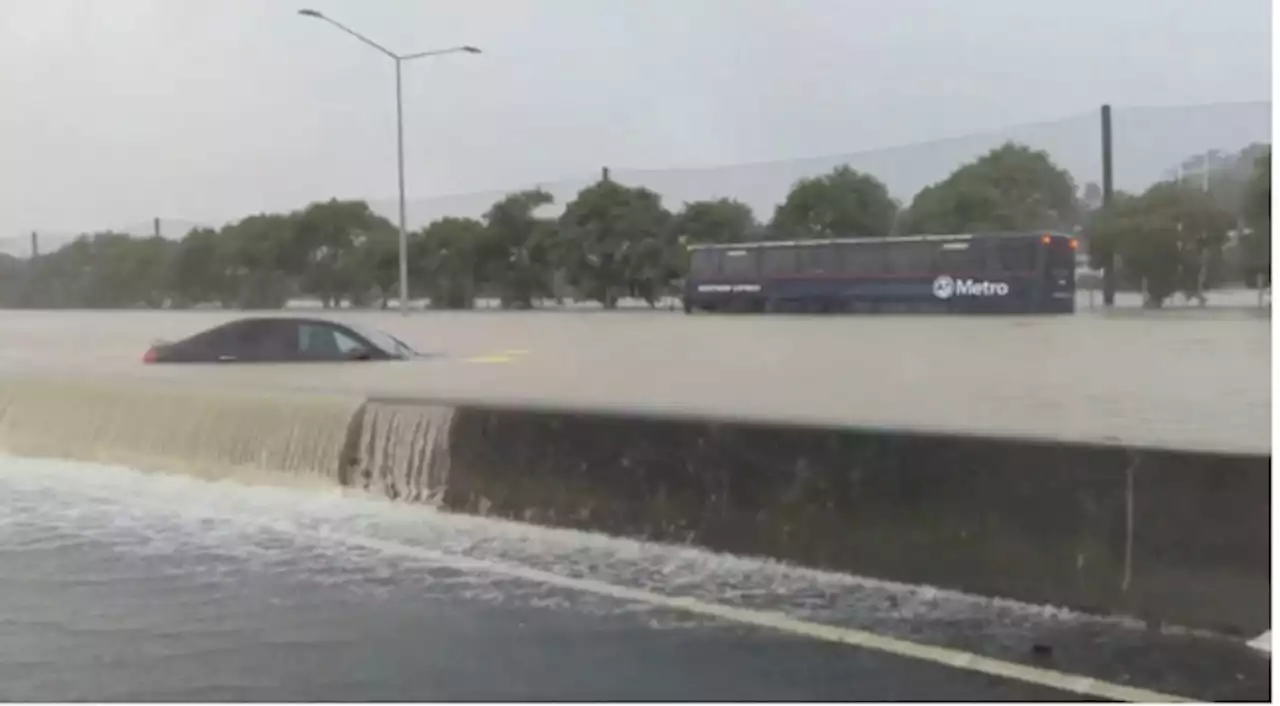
0, 377, 363, 487
0, 376, 1267, 636
438, 405, 1270, 636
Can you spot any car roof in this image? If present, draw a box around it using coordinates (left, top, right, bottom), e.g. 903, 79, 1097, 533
221, 315, 350, 328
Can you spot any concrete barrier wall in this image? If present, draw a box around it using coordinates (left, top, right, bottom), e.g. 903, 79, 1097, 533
0, 374, 1265, 637
439, 404, 1270, 636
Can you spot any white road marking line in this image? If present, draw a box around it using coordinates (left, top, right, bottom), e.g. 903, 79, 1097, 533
62, 482, 1193, 704
1247, 630, 1270, 654
290, 525, 1191, 703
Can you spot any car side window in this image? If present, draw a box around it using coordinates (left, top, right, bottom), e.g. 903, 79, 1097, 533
229, 321, 296, 360
196, 321, 260, 356
297, 323, 366, 360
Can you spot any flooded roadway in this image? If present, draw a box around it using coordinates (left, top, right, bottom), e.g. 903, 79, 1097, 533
0, 306, 1268, 453
0, 307, 1268, 700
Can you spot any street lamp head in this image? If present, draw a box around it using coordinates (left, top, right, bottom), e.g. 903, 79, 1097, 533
461, 45, 482, 54
297, 8, 324, 18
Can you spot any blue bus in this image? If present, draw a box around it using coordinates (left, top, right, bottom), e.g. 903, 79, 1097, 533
684, 231, 1077, 315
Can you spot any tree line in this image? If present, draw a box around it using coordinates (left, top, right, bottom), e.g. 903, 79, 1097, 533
1, 141, 1270, 310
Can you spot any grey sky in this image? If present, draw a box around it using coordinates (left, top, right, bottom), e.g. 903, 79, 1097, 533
0, 0, 1271, 239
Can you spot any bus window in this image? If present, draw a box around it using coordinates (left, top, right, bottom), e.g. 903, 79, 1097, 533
798, 245, 837, 275
844, 242, 886, 275
936, 241, 977, 273
721, 249, 758, 278
761, 247, 798, 276
886, 241, 935, 275
992, 239, 1036, 274
690, 250, 719, 277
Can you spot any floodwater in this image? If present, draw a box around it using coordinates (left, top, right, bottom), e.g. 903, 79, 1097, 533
0, 306, 1268, 700
0, 456, 1268, 701
0, 305, 1268, 453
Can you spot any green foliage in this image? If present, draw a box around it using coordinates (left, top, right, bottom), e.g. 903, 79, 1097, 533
415, 217, 486, 309
1087, 181, 1236, 305
771, 166, 897, 239
481, 189, 557, 309
557, 179, 675, 308
674, 198, 759, 245
1240, 148, 1271, 287
2, 141, 1267, 310
903, 142, 1078, 234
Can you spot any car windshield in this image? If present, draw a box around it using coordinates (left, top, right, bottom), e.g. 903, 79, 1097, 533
345, 322, 415, 358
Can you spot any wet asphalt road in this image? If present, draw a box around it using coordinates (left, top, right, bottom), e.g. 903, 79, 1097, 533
0, 457, 1269, 702
1, 547, 1092, 702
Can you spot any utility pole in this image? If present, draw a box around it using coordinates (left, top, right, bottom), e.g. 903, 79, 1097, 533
153, 217, 161, 238
601, 166, 611, 182
29, 231, 38, 258
1100, 104, 1115, 307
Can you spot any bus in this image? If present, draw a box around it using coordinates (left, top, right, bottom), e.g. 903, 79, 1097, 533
684, 231, 1077, 315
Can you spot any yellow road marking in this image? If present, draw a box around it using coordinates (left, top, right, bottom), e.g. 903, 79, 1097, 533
464, 355, 517, 364
464, 348, 531, 364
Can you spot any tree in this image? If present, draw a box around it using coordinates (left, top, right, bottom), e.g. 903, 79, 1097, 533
292, 199, 396, 308
903, 142, 1078, 235
770, 165, 897, 239
1240, 147, 1271, 288
480, 189, 557, 309
414, 217, 486, 309
1087, 181, 1235, 306
218, 213, 296, 309
558, 179, 675, 308
0, 253, 25, 307
673, 198, 759, 244
170, 227, 233, 308
364, 228, 402, 309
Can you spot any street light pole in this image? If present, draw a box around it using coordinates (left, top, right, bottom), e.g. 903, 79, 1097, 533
394, 58, 408, 317
298, 8, 480, 315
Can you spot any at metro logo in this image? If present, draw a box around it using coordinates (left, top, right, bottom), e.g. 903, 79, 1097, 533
932, 275, 1010, 299
954, 279, 1010, 297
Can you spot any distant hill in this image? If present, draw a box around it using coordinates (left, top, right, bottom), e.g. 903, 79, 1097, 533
379, 101, 1271, 226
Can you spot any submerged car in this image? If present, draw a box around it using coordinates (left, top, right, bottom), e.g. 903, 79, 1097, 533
143, 316, 420, 364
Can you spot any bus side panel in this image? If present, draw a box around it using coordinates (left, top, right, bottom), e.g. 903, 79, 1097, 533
766, 275, 1043, 313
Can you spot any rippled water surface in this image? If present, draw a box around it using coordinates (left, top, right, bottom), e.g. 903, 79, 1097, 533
0, 456, 1268, 701
0, 307, 1268, 452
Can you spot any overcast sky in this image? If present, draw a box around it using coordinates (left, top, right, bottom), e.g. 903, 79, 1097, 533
0, 0, 1271, 239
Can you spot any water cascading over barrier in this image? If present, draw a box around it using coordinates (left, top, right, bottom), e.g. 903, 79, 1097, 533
0, 375, 1267, 639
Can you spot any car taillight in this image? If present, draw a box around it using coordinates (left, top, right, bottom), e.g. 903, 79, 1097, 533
142, 347, 158, 363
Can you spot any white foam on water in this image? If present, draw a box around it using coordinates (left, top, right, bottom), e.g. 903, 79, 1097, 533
0, 454, 1197, 703
0, 452, 1131, 633
353, 402, 453, 503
